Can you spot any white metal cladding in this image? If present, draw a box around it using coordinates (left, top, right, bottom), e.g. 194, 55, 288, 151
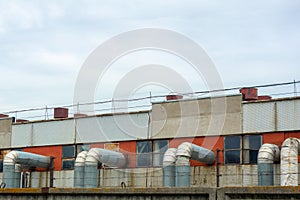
243, 102, 276, 133
0, 118, 12, 149
277, 99, 300, 131
11, 119, 75, 148
76, 112, 149, 143
11, 123, 32, 148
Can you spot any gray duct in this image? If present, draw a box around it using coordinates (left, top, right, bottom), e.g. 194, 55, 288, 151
84, 148, 126, 188
257, 143, 280, 186
281, 138, 300, 186
163, 148, 177, 187
74, 151, 88, 188
175, 142, 215, 187
2, 151, 51, 188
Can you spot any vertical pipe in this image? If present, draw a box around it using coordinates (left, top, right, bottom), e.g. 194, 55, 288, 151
49, 157, 55, 188
281, 138, 300, 186
175, 156, 190, 187
257, 143, 280, 186
163, 148, 177, 187
74, 151, 88, 188
84, 149, 99, 188
216, 149, 220, 188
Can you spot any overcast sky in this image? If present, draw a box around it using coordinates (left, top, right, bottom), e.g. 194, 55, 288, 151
0, 0, 299, 113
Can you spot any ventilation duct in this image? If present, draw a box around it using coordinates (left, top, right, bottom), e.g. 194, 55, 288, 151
84, 148, 126, 188
257, 143, 280, 186
175, 142, 215, 187
281, 138, 300, 186
163, 148, 177, 187
2, 151, 51, 188
74, 151, 88, 188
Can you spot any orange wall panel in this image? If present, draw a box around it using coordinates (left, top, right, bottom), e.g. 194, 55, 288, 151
263, 132, 284, 147
285, 131, 300, 140
23, 146, 62, 170
119, 141, 136, 168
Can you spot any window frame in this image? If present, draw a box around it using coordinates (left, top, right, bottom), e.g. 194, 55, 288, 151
224, 135, 262, 165
136, 140, 169, 167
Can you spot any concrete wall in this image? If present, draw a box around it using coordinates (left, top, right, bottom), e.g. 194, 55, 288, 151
151, 95, 242, 139
0, 118, 12, 149
0, 165, 269, 188
0, 188, 216, 200
1, 187, 300, 200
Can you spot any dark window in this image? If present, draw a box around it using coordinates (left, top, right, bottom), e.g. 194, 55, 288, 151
136, 141, 152, 167
224, 135, 262, 164
62, 145, 75, 158
153, 140, 169, 166
224, 136, 241, 164
62, 159, 75, 170
243, 135, 262, 164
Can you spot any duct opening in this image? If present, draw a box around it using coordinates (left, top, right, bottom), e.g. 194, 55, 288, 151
281, 138, 300, 186
257, 143, 280, 186
2, 151, 51, 188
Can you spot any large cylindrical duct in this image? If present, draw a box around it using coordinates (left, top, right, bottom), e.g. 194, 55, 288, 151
257, 143, 280, 186
175, 142, 215, 187
74, 151, 88, 188
2, 151, 51, 188
281, 138, 300, 186
84, 148, 127, 188
163, 148, 177, 187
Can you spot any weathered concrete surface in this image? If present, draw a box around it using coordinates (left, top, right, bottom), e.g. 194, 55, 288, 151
0, 188, 216, 200
152, 95, 242, 139
218, 186, 300, 199
1, 187, 300, 200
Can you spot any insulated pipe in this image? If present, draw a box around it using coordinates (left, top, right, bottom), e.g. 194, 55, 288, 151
281, 138, 300, 186
2, 151, 51, 188
175, 142, 215, 187
74, 151, 88, 188
257, 143, 280, 186
163, 148, 177, 187
84, 148, 126, 188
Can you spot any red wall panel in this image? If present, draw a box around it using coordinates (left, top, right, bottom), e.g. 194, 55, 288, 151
263, 132, 285, 147
23, 146, 62, 170
90, 143, 105, 148
285, 131, 300, 139
119, 141, 136, 168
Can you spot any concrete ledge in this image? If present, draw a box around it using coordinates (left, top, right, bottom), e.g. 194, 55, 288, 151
0, 187, 216, 200
218, 186, 300, 199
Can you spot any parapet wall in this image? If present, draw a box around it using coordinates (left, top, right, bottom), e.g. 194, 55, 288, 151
0, 187, 300, 200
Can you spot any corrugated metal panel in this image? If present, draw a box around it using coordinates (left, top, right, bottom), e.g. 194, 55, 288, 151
11, 119, 75, 148
243, 102, 275, 133
0, 118, 12, 149
277, 99, 300, 131
76, 112, 149, 143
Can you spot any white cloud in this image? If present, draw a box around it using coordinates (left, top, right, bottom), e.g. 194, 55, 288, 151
0, 0, 299, 112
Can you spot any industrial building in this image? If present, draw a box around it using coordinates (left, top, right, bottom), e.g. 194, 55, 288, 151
0, 86, 300, 199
